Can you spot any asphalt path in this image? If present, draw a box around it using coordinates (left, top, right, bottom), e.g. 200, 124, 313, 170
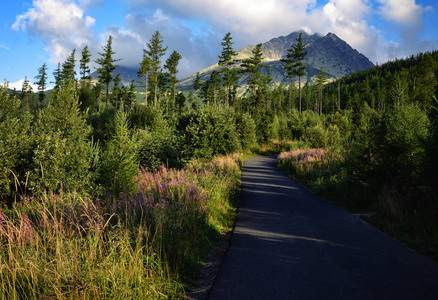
208, 155, 438, 300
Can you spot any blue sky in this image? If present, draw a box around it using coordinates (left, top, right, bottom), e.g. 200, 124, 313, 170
1, 0, 438, 90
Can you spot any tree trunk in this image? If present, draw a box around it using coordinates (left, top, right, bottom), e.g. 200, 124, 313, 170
299, 76, 302, 114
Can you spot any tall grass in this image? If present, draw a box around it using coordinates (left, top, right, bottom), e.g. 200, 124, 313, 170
0, 154, 242, 299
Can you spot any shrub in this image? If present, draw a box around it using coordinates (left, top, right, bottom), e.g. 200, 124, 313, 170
182, 105, 240, 158
236, 112, 257, 151
99, 110, 139, 197
0, 86, 33, 204
31, 83, 94, 195
346, 104, 429, 190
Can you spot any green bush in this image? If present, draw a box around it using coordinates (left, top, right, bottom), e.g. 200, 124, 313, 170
347, 104, 429, 189
31, 83, 94, 195
88, 105, 117, 147
99, 110, 139, 197
236, 111, 257, 150
0, 86, 33, 203
181, 105, 241, 158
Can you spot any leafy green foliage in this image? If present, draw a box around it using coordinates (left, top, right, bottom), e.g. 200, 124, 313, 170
31, 83, 94, 195
0, 85, 33, 204
178, 105, 244, 158
135, 106, 183, 171
346, 104, 429, 190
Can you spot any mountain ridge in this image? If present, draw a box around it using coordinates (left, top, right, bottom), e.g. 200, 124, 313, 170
177, 31, 374, 90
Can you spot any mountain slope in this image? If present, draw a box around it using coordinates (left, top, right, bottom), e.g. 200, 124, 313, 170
177, 31, 374, 90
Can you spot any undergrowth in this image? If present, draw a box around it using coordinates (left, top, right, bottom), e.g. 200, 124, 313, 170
0, 154, 242, 299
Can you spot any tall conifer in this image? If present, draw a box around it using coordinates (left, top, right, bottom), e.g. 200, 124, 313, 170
145, 31, 168, 106
95, 35, 121, 105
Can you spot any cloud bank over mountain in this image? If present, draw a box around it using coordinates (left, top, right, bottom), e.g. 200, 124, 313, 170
11, 0, 438, 79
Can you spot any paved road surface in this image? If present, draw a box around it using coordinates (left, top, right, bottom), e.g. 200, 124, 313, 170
209, 156, 438, 300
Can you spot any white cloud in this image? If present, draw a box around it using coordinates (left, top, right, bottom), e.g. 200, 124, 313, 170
321, 0, 380, 62
12, 0, 97, 64
374, 0, 437, 62
104, 9, 225, 78
120, 0, 384, 70
5, 79, 40, 92
124, 0, 318, 45
377, 0, 423, 27
11, 0, 437, 81
0, 43, 10, 50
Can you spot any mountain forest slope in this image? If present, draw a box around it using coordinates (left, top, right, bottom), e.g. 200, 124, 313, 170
177, 31, 374, 90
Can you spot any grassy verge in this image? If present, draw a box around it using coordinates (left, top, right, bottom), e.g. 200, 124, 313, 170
277, 148, 438, 262
0, 154, 242, 299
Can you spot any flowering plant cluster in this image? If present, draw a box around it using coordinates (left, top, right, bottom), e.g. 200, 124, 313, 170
0, 155, 242, 298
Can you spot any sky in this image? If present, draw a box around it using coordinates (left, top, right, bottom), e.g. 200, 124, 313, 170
1, 0, 438, 90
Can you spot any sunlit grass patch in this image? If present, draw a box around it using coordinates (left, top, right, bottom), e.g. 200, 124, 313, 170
0, 154, 242, 298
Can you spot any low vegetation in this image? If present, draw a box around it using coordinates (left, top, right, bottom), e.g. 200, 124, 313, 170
277, 103, 438, 260
0, 155, 241, 299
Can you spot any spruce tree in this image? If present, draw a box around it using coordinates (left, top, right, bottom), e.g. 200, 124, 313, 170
137, 50, 152, 106
0, 84, 32, 203
316, 67, 327, 115
241, 43, 269, 108
80, 45, 92, 83
218, 32, 239, 106
194, 72, 202, 91
99, 109, 138, 197
164, 50, 182, 113
282, 32, 307, 114
193, 72, 202, 109
95, 35, 121, 105
62, 49, 76, 83
52, 63, 62, 90
32, 82, 94, 194
145, 31, 168, 106
21, 76, 33, 112
34, 63, 48, 105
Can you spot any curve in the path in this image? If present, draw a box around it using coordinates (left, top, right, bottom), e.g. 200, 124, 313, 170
209, 155, 438, 300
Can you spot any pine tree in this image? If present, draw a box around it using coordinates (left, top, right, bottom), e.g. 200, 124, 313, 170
241, 43, 269, 108
192, 72, 202, 109
62, 49, 76, 83
0, 84, 33, 203
145, 31, 168, 106
80, 45, 92, 83
164, 50, 182, 113
95, 35, 122, 105
78, 45, 96, 111
34, 63, 48, 105
32, 82, 94, 194
137, 50, 152, 106
52, 63, 62, 90
218, 32, 239, 106
100, 109, 138, 197
21, 76, 33, 112
282, 33, 307, 114
316, 67, 327, 115
194, 72, 202, 91
111, 74, 123, 109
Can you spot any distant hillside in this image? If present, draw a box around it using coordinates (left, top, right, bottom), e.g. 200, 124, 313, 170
177, 31, 374, 90
91, 65, 139, 87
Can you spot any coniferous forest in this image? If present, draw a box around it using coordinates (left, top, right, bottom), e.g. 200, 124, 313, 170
1, 31, 438, 298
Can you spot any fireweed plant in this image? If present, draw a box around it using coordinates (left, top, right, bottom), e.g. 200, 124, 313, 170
0, 154, 241, 299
